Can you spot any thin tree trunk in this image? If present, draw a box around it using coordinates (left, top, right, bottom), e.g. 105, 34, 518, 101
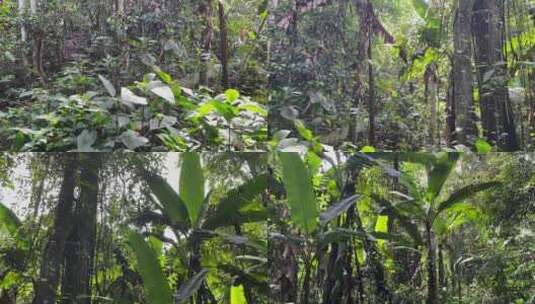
33, 155, 78, 304
425, 63, 438, 148
18, 0, 27, 42
218, 1, 229, 89
425, 221, 437, 304
367, 30, 376, 147
199, 0, 214, 87
438, 242, 445, 290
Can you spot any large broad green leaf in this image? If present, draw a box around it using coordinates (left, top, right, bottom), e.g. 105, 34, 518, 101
146, 173, 190, 230
203, 174, 268, 230
279, 153, 318, 234
180, 153, 205, 225
426, 153, 459, 202
176, 269, 209, 303
126, 230, 173, 304
435, 181, 501, 219
231, 285, 247, 304
0, 202, 21, 236
372, 195, 423, 246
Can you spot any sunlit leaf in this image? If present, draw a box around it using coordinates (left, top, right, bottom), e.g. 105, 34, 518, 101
279, 152, 318, 234
127, 230, 173, 304
179, 153, 204, 225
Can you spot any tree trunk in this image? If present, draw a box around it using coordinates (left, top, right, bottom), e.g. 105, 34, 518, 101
33, 155, 78, 304
18, 0, 27, 42
473, 0, 518, 151
445, 69, 456, 146
218, 1, 229, 89
367, 30, 376, 147
61, 154, 102, 304
425, 63, 438, 148
453, 0, 476, 146
425, 221, 437, 304
199, 0, 214, 87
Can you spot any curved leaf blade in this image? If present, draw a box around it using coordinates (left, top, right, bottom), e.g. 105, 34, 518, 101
319, 194, 360, 225
372, 194, 423, 246
146, 173, 190, 230
279, 152, 318, 234
204, 174, 268, 230
126, 230, 173, 304
435, 181, 501, 219
179, 153, 205, 225
176, 269, 209, 303
0, 202, 22, 237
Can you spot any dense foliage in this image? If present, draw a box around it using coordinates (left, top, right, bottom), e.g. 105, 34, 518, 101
0, 0, 268, 151
270, 152, 535, 303
0, 153, 268, 303
270, 0, 535, 152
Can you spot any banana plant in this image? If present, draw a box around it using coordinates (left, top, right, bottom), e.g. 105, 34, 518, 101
140, 152, 268, 303
371, 153, 501, 304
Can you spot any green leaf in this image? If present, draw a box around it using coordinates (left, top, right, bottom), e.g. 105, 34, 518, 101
426, 153, 459, 201
176, 269, 209, 303
372, 195, 423, 246
231, 285, 247, 304
294, 120, 313, 141
475, 139, 492, 153
98, 74, 116, 97
77, 130, 97, 152
146, 173, 190, 230
126, 230, 173, 304
375, 215, 388, 233
119, 130, 149, 150
410, 0, 429, 19
153, 66, 174, 85
319, 194, 360, 225
318, 228, 368, 245
0, 202, 22, 237
180, 153, 205, 225
149, 83, 175, 104
279, 152, 318, 234
360, 146, 376, 153
225, 89, 240, 102
121, 87, 148, 106
435, 181, 501, 219
204, 174, 268, 230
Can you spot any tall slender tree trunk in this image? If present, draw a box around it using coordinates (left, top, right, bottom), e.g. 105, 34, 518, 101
367, 30, 376, 147
218, 1, 229, 89
425, 63, 438, 148
33, 155, 78, 304
199, 0, 214, 87
18, 0, 27, 42
473, 0, 518, 151
453, 0, 477, 146
61, 154, 102, 304
445, 69, 456, 146
425, 221, 437, 304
